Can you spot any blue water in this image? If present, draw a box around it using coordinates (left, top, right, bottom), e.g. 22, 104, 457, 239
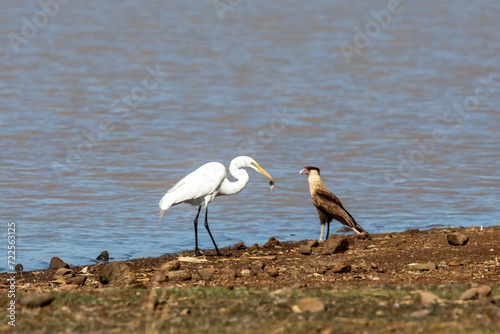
1, 1, 499, 271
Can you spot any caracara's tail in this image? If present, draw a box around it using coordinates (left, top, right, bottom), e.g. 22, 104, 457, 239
343, 208, 366, 234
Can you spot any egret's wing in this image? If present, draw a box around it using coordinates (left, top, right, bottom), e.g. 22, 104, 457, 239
164, 162, 226, 203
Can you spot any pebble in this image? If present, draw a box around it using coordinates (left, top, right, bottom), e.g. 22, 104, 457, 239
292, 297, 325, 313
264, 237, 280, 247
167, 270, 192, 281
198, 268, 216, 280
459, 285, 492, 301
328, 263, 351, 273
21, 293, 54, 308
408, 262, 437, 271
322, 236, 350, 255
161, 260, 181, 272
266, 267, 279, 277
96, 250, 109, 261
232, 241, 247, 250
447, 232, 469, 246
66, 275, 87, 286
307, 240, 319, 248
459, 287, 478, 301
419, 290, 442, 306
410, 309, 431, 318
239, 269, 252, 277
49, 257, 69, 270
299, 245, 312, 255
53, 268, 75, 280
220, 266, 236, 280
99, 262, 135, 285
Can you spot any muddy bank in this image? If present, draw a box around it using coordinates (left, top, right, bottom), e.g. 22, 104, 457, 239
3, 225, 500, 291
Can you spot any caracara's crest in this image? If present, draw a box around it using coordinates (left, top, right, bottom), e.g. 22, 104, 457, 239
300, 166, 320, 175
299, 166, 367, 241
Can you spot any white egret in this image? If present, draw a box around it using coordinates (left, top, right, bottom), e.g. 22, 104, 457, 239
159, 156, 275, 256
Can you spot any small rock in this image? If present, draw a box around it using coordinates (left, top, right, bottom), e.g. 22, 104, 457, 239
15, 263, 23, 272
264, 237, 280, 247
250, 261, 265, 275
475, 297, 494, 305
66, 275, 87, 286
447, 260, 461, 266
161, 260, 181, 272
152, 271, 167, 283
410, 309, 431, 318
419, 290, 442, 306
292, 297, 325, 313
49, 257, 69, 270
239, 269, 253, 277
220, 266, 236, 280
96, 251, 109, 261
447, 232, 469, 246
266, 267, 279, 277
476, 285, 492, 297
99, 262, 135, 285
328, 263, 351, 273
322, 236, 350, 255
198, 268, 216, 280
232, 241, 247, 250
247, 244, 260, 253
21, 293, 54, 308
408, 262, 437, 271
167, 270, 192, 281
180, 308, 191, 315
459, 287, 478, 301
307, 240, 319, 248
53, 268, 75, 280
299, 245, 312, 255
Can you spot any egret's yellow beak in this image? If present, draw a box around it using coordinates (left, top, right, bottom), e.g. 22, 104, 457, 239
253, 163, 274, 182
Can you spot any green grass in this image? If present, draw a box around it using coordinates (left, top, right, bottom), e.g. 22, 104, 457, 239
16, 285, 500, 334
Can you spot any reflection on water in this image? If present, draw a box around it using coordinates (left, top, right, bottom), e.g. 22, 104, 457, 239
1, 1, 499, 271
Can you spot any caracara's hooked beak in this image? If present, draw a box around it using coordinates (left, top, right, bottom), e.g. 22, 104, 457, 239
299, 168, 308, 175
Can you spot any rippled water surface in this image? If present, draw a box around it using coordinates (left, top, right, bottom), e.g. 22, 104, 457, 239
1, 1, 499, 271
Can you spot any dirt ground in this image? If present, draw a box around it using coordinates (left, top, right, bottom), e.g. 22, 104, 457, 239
10, 224, 500, 289
2, 225, 500, 333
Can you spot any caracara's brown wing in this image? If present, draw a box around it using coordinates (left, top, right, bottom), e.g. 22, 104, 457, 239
312, 188, 366, 234
315, 207, 331, 225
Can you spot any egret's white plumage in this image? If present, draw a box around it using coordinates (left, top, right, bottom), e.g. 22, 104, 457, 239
158, 156, 274, 256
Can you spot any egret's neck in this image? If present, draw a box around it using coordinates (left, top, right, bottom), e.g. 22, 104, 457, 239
218, 163, 250, 196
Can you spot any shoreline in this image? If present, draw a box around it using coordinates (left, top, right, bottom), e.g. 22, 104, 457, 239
3, 224, 500, 289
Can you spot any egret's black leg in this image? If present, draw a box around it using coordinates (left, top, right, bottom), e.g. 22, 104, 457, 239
326, 221, 330, 240
193, 206, 202, 256
204, 206, 222, 256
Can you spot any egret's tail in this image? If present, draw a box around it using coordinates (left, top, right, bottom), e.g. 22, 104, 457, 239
157, 193, 176, 229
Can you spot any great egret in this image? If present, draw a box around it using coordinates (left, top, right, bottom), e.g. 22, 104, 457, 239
299, 166, 366, 241
159, 156, 275, 256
